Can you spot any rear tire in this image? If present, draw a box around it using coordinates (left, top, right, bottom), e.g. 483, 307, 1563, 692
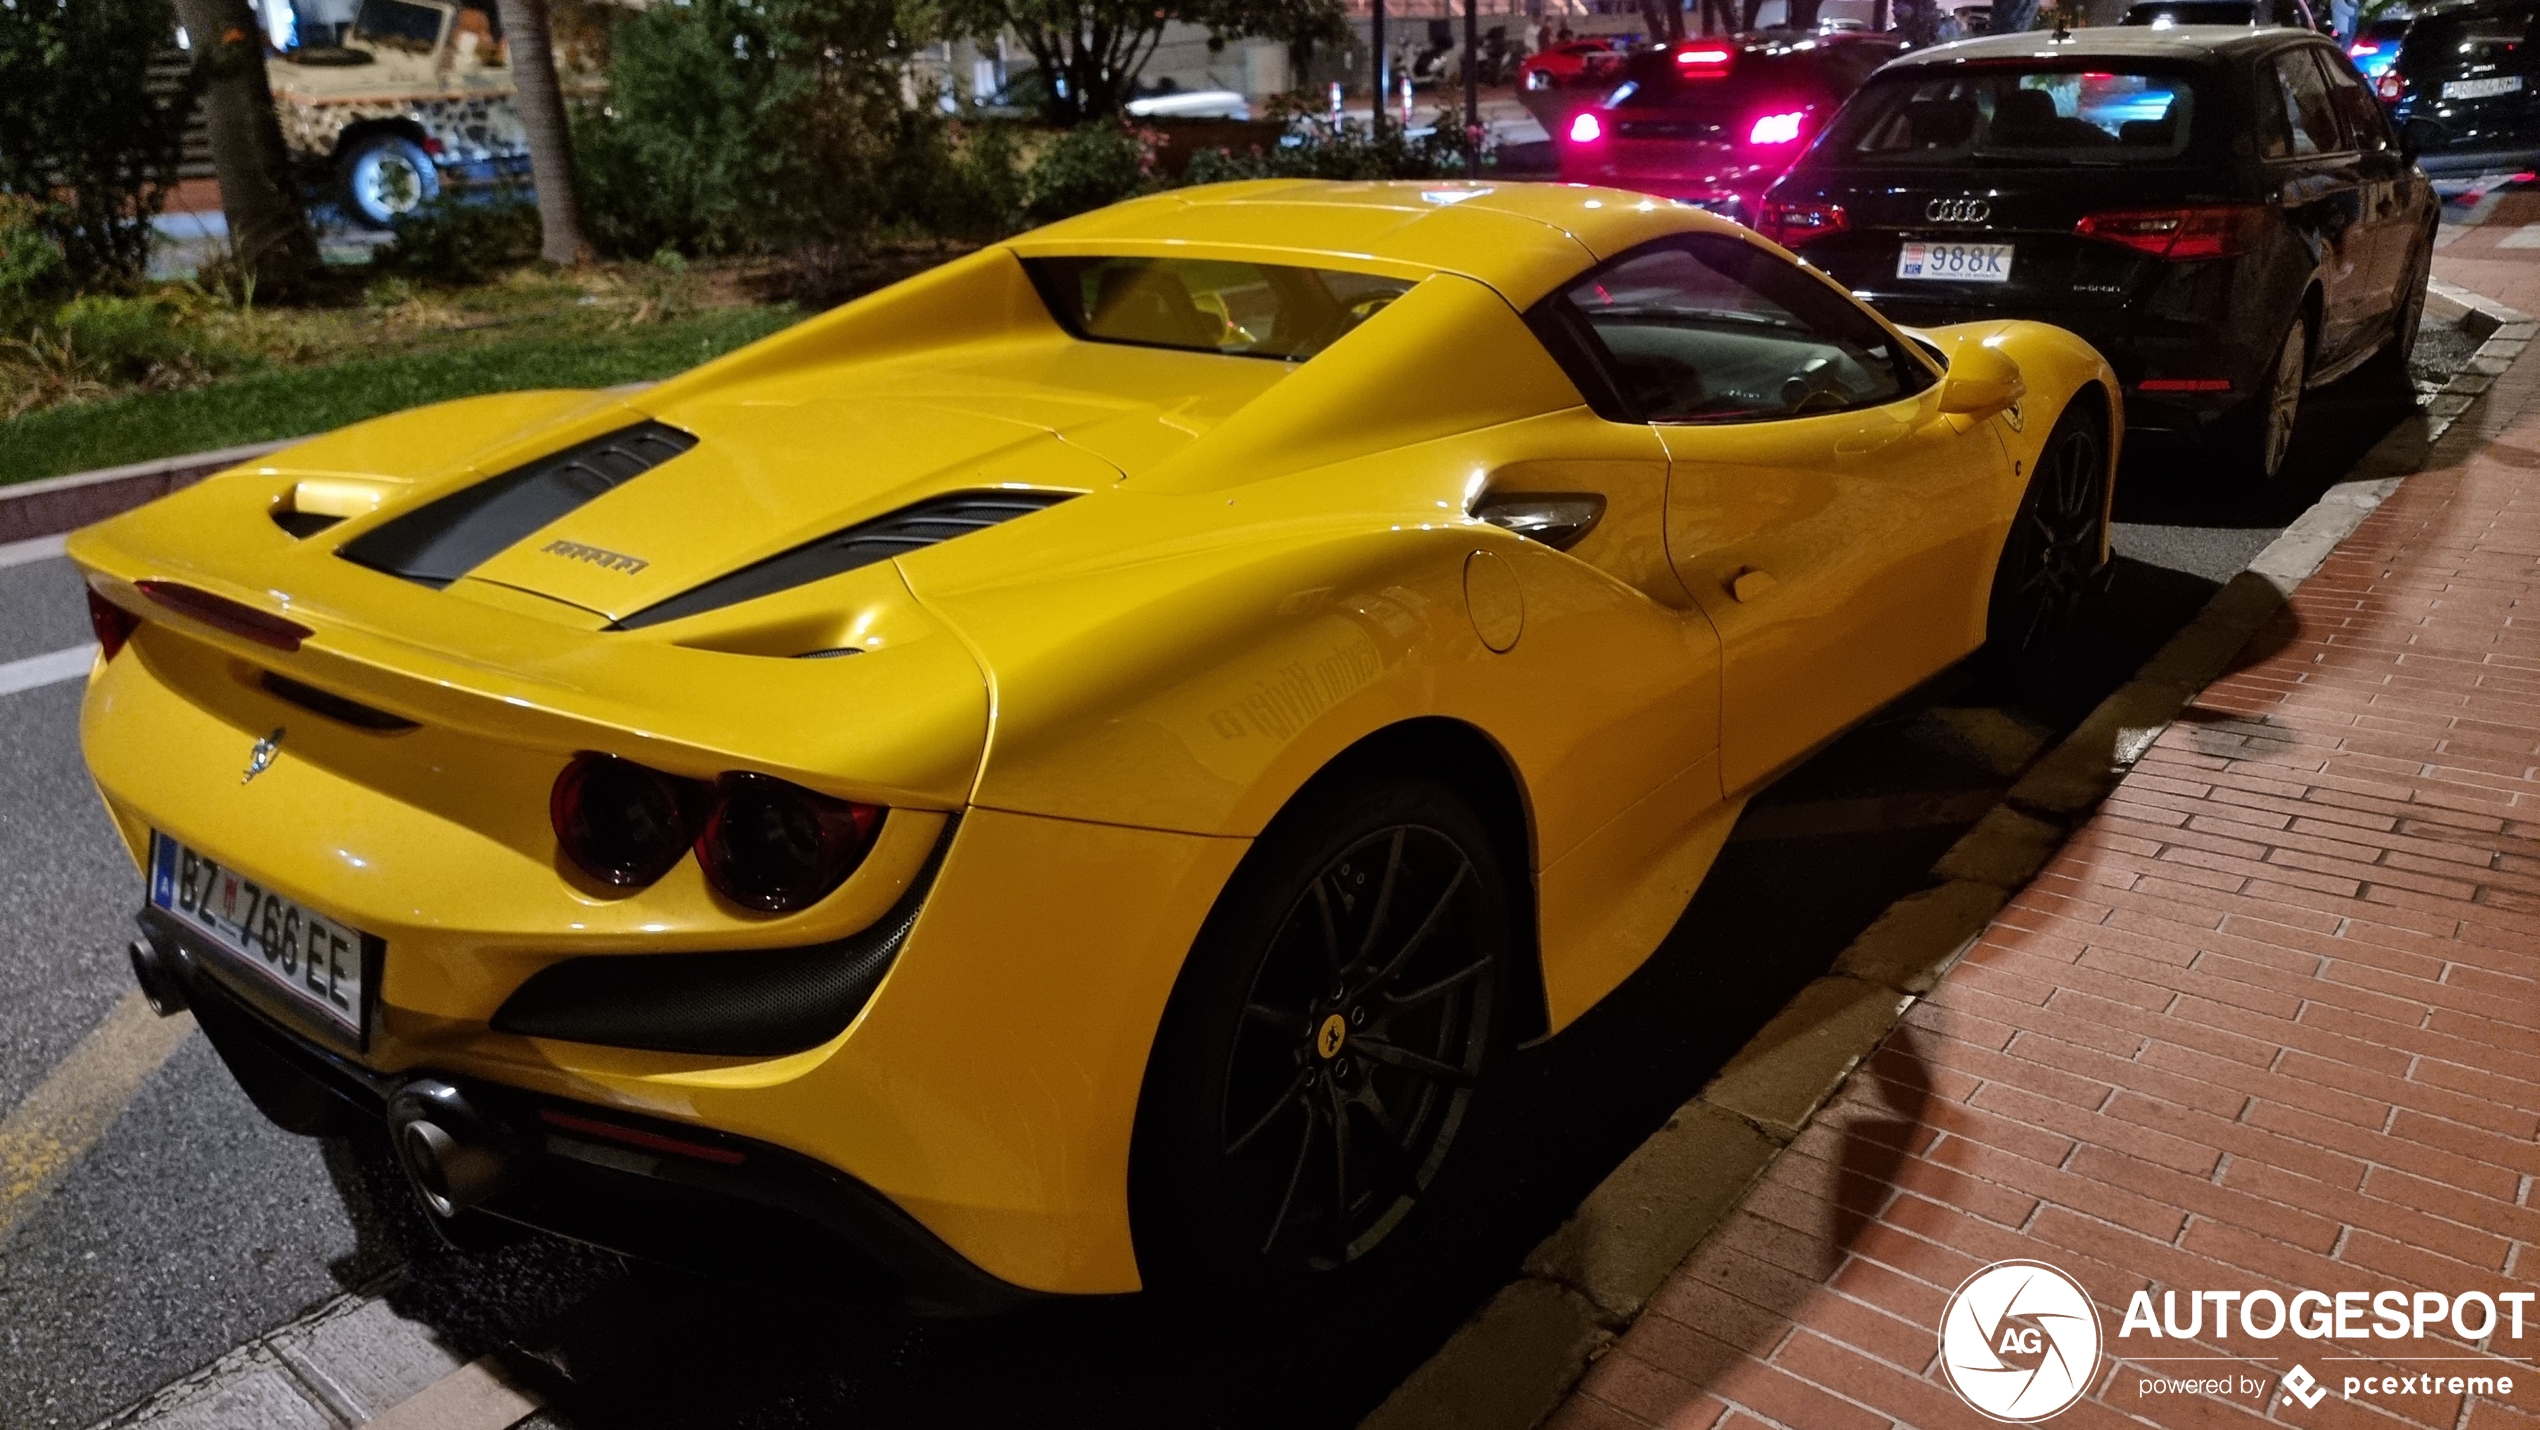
2364, 234, 2433, 390
2228, 311, 2310, 486
340, 133, 440, 230
1980, 398, 2109, 674
1131, 772, 1514, 1294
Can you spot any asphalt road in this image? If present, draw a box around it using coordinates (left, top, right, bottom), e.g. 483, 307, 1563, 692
0, 339, 2438, 1429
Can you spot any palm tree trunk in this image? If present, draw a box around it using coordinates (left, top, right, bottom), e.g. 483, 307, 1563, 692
172, 0, 318, 295
493, 0, 590, 266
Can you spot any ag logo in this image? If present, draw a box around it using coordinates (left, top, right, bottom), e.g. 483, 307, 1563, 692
1939, 1259, 2102, 1422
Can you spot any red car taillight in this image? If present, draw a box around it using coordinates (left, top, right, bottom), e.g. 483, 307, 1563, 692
2377, 70, 2402, 100
1675, 45, 1733, 72
1758, 199, 1847, 248
2075, 205, 2265, 261
1748, 109, 1807, 146
1567, 111, 1604, 144
695, 772, 883, 913
87, 588, 140, 660
551, 753, 709, 888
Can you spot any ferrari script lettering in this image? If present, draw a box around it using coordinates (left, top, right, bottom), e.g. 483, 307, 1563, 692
541, 540, 650, 574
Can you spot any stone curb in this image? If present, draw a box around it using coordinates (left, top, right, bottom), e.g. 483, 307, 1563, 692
1356, 286, 2536, 1430
0, 440, 294, 546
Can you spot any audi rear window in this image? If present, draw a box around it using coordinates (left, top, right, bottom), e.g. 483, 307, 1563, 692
1023, 257, 1415, 362
1823, 65, 2202, 164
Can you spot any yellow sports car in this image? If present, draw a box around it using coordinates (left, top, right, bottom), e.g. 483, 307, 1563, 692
73, 181, 2116, 1311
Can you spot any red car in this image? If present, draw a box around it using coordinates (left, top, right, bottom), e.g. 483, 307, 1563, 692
1556, 31, 1903, 226
1520, 36, 1632, 91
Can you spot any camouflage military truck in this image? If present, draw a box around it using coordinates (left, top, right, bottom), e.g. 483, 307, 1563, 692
270, 0, 598, 228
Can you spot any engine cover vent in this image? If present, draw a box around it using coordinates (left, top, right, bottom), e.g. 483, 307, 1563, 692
615, 489, 1078, 631
339, 421, 696, 588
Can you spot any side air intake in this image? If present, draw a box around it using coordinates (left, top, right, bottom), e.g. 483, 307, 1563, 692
615, 490, 1079, 631
339, 422, 696, 588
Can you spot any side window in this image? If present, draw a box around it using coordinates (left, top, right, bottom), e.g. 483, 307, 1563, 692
2265, 49, 2346, 157
1538, 236, 1930, 425
2314, 48, 2393, 152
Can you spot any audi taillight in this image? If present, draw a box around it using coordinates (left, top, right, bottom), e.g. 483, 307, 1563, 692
1749, 110, 1806, 145
551, 753, 708, 888
87, 588, 140, 660
2075, 205, 2264, 261
1758, 199, 1847, 248
695, 772, 883, 913
1567, 111, 1604, 143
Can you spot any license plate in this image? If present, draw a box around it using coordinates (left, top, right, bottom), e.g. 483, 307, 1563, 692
149, 833, 373, 1045
2442, 75, 2524, 100
1898, 240, 2015, 283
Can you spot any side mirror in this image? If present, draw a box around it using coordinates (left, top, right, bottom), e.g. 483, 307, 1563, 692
1937, 342, 2026, 417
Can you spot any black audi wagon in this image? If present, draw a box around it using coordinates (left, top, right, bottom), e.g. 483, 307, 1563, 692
1758, 27, 2436, 482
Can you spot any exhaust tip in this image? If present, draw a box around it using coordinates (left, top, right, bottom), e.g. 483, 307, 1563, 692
128, 937, 188, 1017
387, 1080, 513, 1218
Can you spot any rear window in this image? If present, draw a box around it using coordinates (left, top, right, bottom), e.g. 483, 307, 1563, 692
1820, 66, 2202, 164
1023, 257, 1416, 362
2405, 8, 2535, 71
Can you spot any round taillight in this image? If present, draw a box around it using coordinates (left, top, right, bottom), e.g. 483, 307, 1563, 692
694, 773, 882, 913
550, 753, 706, 888
87, 588, 140, 660
1568, 111, 1603, 144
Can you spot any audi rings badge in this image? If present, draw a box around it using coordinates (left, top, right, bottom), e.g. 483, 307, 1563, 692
1926, 197, 1992, 224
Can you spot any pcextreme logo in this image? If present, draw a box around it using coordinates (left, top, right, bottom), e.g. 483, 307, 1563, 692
1939, 1260, 2105, 1422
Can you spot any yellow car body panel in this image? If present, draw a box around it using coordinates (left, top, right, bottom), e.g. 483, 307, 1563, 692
68, 182, 2118, 1298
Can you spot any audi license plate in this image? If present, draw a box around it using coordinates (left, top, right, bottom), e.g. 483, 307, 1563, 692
1898, 241, 2014, 283
149, 832, 374, 1045
2443, 75, 2524, 100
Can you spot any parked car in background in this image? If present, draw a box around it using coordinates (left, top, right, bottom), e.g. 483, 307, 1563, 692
1555, 30, 1904, 226
1759, 26, 2436, 483
2121, 0, 2324, 27
2385, 0, 2540, 171
2345, 12, 2412, 87
1519, 36, 1631, 90
269, 0, 591, 228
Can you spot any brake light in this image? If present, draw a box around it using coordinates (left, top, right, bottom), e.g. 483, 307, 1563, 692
2075, 205, 2264, 260
1749, 110, 1806, 145
1568, 111, 1604, 143
551, 753, 710, 888
1758, 199, 1848, 248
2377, 70, 2402, 99
695, 772, 883, 913
2347, 41, 2378, 56
1676, 45, 1733, 68
86, 588, 140, 660
134, 579, 314, 652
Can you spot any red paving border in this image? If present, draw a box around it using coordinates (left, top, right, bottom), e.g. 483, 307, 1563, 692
1549, 267, 2540, 1429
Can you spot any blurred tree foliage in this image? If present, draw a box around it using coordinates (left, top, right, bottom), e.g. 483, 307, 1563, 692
0, 0, 194, 289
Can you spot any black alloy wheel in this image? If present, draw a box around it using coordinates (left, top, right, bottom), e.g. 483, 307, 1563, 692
1133, 775, 1513, 1287
2244, 313, 2311, 485
1983, 400, 2108, 669
2373, 236, 2434, 384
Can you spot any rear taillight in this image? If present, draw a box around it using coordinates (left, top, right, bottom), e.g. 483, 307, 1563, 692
87, 588, 140, 660
1675, 45, 1733, 71
1758, 199, 1848, 248
695, 772, 882, 913
2377, 70, 2402, 100
2075, 205, 2264, 261
551, 753, 709, 888
2347, 41, 2378, 57
1749, 109, 1806, 145
1567, 111, 1604, 143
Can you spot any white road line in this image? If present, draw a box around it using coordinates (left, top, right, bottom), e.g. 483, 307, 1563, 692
0, 533, 68, 569
0, 643, 97, 698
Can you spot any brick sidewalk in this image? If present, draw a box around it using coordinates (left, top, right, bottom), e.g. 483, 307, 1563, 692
1548, 276, 2540, 1428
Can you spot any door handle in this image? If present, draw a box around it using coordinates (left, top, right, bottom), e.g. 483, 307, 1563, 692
1730, 567, 1779, 603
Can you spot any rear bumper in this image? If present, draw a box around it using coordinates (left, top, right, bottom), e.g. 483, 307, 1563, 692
1873, 296, 2265, 439
146, 904, 1037, 1316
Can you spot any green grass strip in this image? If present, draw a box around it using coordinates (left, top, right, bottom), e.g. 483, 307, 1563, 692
0, 307, 796, 487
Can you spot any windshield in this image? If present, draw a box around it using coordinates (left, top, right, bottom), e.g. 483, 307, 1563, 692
1822, 66, 2200, 164
352, 0, 445, 51
1023, 258, 1417, 362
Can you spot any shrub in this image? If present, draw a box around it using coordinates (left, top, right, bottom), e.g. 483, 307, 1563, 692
0, 195, 68, 332
375, 197, 542, 283
1023, 121, 1160, 224
0, 0, 193, 287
